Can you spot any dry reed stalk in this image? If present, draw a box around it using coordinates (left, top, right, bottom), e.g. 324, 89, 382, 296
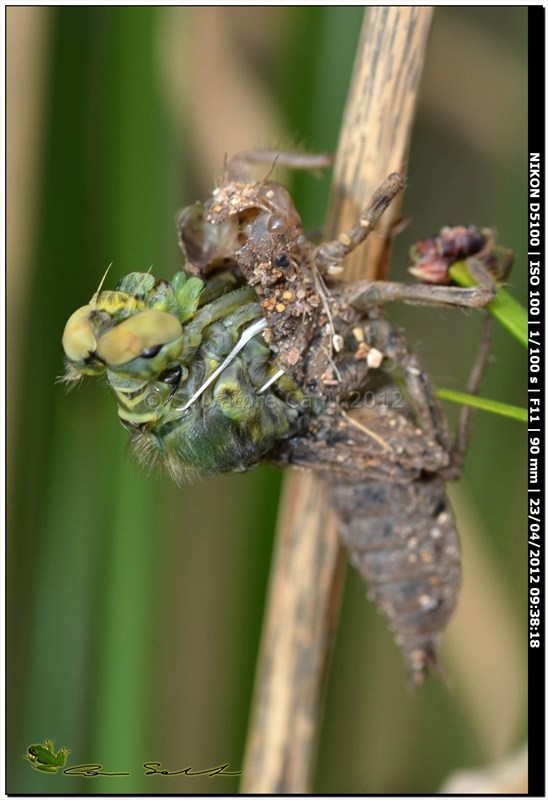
241, 8, 434, 793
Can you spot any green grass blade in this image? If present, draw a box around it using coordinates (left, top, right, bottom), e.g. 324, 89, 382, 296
437, 387, 527, 421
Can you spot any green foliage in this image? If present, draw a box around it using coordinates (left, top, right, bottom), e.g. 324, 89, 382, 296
436, 389, 527, 422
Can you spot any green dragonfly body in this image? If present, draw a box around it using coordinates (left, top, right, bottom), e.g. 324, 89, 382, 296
62, 270, 306, 482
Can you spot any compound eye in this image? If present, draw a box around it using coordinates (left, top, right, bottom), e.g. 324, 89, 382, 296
96, 310, 182, 366
62, 305, 97, 362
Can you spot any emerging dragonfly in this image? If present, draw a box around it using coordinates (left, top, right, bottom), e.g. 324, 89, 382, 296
62, 152, 504, 686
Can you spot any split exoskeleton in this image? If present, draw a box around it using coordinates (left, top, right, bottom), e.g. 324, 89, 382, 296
62, 151, 505, 685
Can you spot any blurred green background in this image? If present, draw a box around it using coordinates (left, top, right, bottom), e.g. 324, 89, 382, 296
8, 7, 528, 794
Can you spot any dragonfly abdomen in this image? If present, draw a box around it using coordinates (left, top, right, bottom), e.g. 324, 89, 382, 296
329, 474, 460, 687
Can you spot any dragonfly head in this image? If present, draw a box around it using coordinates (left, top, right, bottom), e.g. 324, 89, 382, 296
61, 270, 203, 384
62, 302, 185, 379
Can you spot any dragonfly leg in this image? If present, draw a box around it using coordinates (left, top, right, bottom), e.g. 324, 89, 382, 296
313, 173, 406, 273
394, 349, 452, 453
346, 262, 496, 311
365, 312, 495, 478
225, 150, 333, 182
444, 314, 494, 480
364, 319, 453, 453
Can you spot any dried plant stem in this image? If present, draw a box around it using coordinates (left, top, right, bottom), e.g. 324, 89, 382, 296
241, 8, 434, 793
328, 7, 434, 280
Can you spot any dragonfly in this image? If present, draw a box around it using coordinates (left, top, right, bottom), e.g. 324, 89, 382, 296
61, 152, 503, 686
